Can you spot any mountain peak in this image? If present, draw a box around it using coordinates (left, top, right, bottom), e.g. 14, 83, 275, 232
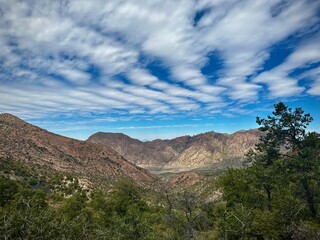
87, 129, 262, 172
0, 113, 156, 183
88, 132, 143, 144
0, 113, 25, 124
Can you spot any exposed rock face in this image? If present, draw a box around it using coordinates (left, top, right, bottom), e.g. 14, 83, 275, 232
168, 171, 202, 187
0, 113, 156, 183
87, 129, 262, 172
88, 132, 180, 170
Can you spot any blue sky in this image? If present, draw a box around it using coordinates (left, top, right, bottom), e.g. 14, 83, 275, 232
0, 0, 320, 141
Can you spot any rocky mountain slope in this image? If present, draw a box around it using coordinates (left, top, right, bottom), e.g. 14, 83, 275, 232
87, 129, 262, 172
87, 132, 182, 170
167, 171, 202, 187
0, 113, 156, 183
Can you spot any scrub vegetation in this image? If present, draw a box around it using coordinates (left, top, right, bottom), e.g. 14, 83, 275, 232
1, 102, 319, 239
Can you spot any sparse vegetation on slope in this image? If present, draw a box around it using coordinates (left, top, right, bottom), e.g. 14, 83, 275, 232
0, 113, 156, 183
1, 102, 319, 239
87, 129, 262, 172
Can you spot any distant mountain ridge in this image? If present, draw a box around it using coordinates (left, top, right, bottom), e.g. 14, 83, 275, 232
87, 129, 262, 172
0, 113, 156, 183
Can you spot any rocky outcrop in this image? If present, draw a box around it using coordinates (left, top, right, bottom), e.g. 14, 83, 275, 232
168, 171, 202, 187
0, 113, 156, 183
87, 129, 262, 172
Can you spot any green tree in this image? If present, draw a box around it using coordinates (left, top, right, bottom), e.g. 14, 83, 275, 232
218, 102, 320, 238
256, 102, 313, 156
284, 132, 320, 218
0, 176, 19, 207
90, 179, 151, 240
256, 102, 318, 218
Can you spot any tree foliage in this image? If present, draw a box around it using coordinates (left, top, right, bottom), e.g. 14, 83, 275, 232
219, 102, 320, 239
0, 102, 319, 239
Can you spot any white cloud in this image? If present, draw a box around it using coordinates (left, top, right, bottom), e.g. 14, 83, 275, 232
127, 68, 158, 86
0, 0, 319, 120
303, 67, 320, 96
199, 0, 319, 100
253, 36, 320, 97
114, 123, 213, 130
59, 68, 91, 85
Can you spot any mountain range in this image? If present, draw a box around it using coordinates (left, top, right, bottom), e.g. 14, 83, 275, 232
87, 129, 262, 172
0, 112, 262, 184
0, 113, 156, 183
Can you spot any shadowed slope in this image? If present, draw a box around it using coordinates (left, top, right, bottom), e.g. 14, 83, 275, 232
88, 129, 262, 172
0, 113, 156, 183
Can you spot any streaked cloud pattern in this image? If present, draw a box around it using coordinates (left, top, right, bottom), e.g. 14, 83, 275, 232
0, 0, 319, 139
